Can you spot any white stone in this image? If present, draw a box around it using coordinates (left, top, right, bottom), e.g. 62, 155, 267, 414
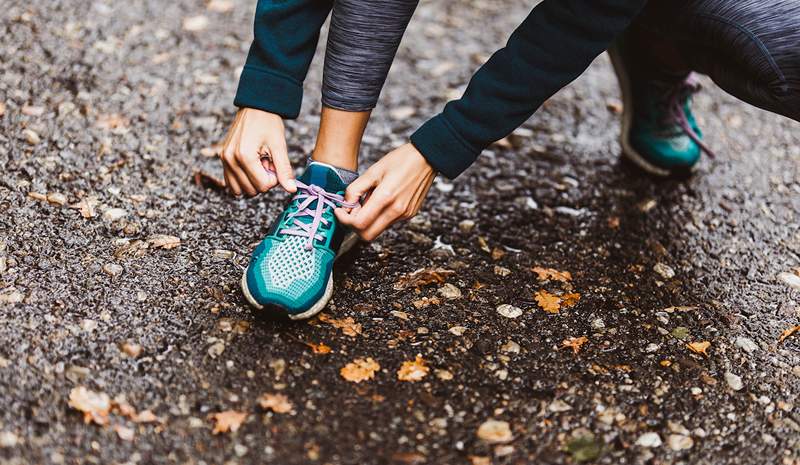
667, 434, 694, 451
496, 304, 523, 319
635, 432, 662, 448
724, 372, 743, 391
734, 336, 758, 353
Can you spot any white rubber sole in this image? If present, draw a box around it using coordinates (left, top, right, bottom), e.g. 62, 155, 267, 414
607, 47, 672, 178
240, 232, 359, 320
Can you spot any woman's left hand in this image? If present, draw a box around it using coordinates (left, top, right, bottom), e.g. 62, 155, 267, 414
335, 143, 436, 241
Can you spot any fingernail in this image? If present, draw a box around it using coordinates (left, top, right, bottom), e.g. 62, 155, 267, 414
287, 179, 297, 191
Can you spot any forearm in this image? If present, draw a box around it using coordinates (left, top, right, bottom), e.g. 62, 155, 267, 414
234, 0, 334, 118
411, 0, 648, 178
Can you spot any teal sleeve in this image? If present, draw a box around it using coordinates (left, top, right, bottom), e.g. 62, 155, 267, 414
233, 0, 333, 119
410, 0, 648, 178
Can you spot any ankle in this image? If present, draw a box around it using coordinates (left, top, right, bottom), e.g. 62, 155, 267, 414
311, 148, 358, 171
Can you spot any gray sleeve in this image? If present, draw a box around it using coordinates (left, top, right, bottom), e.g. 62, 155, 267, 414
322, 0, 419, 112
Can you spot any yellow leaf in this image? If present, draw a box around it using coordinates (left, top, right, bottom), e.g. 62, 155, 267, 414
257, 393, 293, 413
397, 355, 430, 382
778, 325, 800, 343
534, 290, 561, 314
686, 341, 711, 357
531, 267, 572, 282
208, 410, 247, 434
340, 357, 380, 383
561, 336, 588, 355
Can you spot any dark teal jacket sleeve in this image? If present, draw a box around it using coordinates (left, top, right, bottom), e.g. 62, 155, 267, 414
410, 0, 648, 178
234, 0, 333, 119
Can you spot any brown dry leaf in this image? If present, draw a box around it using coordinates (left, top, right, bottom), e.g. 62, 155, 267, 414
491, 247, 506, 261
561, 292, 581, 309
534, 290, 562, 314
147, 234, 181, 249
194, 170, 226, 190
778, 325, 800, 343
531, 266, 572, 282
686, 341, 711, 357
306, 342, 332, 354
397, 355, 429, 382
411, 296, 440, 309
69, 196, 99, 219
27, 192, 47, 201
561, 336, 588, 355
258, 393, 293, 413
208, 410, 247, 434
318, 314, 362, 337
68, 386, 112, 426
96, 113, 129, 130
340, 357, 380, 383
393, 267, 455, 290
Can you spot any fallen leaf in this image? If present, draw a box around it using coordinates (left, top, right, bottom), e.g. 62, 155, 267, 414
561, 336, 588, 355
393, 267, 455, 290
114, 424, 135, 441
68, 387, 111, 425
183, 15, 209, 32
305, 342, 332, 354
207, 0, 234, 12
340, 357, 380, 383
318, 314, 362, 337
476, 419, 513, 444
69, 196, 99, 219
257, 393, 292, 413
96, 113, 129, 131
130, 409, 160, 424
147, 234, 181, 249
778, 325, 800, 343
491, 247, 506, 261
208, 410, 247, 434
397, 355, 429, 382
561, 292, 581, 308
534, 290, 561, 314
531, 267, 572, 282
27, 192, 47, 202
686, 341, 711, 357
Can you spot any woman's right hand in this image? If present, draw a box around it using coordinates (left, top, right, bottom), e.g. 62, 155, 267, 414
218, 108, 297, 197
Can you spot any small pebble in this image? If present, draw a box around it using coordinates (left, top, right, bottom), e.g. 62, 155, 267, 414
438, 283, 462, 300
496, 304, 523, 319
635, 432, 662, 448
734, 336, 758, 353
653, 263, 675, 279
724, 372, 743, 391
102, 263, 124, 277
667, 434, 694, 451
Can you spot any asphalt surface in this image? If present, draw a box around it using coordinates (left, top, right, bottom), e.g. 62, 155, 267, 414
1, 1, 799, 464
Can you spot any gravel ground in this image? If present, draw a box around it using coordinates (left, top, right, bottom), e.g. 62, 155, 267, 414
1, 1, 799, 464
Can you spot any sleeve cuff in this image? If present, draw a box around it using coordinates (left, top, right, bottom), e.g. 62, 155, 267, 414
410, 114, 480, 179
233, 65, 304, 119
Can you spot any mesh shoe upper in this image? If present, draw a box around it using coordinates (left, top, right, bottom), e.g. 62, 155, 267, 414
245, 162, 354, 314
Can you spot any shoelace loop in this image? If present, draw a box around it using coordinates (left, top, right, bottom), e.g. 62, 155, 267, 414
665, 74, 715, 158
279, 180, 359, 250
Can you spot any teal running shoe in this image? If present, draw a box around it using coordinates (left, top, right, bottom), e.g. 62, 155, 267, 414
241, 161, 359, 320
608, 40, 714, 177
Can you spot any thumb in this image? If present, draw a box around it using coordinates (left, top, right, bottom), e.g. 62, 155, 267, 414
268, 140, 296, 193
343, 169, 379, 204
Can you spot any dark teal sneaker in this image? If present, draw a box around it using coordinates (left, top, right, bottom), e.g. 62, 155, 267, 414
241, 161, 359, 320
608, 40, 714, 176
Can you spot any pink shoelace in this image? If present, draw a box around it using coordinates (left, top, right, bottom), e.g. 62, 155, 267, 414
279, 180, 358, 250
665, 75, 715, 158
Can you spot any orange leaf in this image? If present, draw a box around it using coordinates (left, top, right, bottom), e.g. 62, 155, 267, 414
561, 292, 581, 308
208, 410, 247, 434
397, 355, 430, 382
340, 357, 380, 383
257, 393, 293, 413
534, 290, 561, 314
306, 342, 332, 354
531, 267, 572, 282
686, 341, 711, 357
318, 314, 362, 337
561, 336, 588, 355
778, 325, 800, 343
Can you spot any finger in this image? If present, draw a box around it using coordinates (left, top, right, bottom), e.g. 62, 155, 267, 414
223, 165, 242, 197
343, 170, 379, 204
259, 156, 278, 189
359, 211, 398, 241
269, 141, 296, 193
228, 155, 257, 197
344, 188, 393, 237
238, 148, 274, 193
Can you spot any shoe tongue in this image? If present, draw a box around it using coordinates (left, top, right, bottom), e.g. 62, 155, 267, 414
298, 162, 349, 193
